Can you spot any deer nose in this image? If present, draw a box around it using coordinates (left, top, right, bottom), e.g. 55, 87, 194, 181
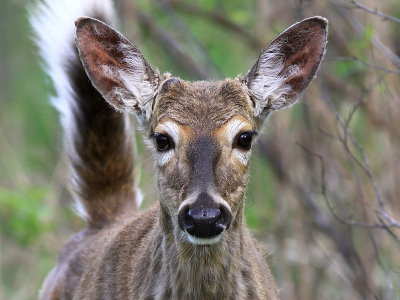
178, 197, 232, 239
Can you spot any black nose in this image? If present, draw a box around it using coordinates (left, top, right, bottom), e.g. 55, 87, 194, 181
178, 204, 232, 239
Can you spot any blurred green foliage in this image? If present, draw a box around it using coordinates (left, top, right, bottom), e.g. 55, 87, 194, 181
0, 187, 52, 245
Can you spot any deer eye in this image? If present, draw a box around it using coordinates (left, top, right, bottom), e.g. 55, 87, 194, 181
153, 133, 174, 152
235, 131, 256, 150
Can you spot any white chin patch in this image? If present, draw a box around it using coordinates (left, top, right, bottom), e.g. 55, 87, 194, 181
186, 233, 222, 245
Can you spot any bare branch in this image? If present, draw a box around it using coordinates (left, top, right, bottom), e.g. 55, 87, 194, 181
136, 11, 211, 79
330, 0, 400, 68
378, 211, 400, 229
297, 141, 400, 244
258, 139, 378, 298
350, 0, 400, 24
155, 0, 223, 78
334, 56, 400, 75
167, 0, 263, 49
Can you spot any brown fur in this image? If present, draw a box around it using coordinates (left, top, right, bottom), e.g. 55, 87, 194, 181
41, 79, 280, 300
43, 206, 278, 299
37, 7, 327, 299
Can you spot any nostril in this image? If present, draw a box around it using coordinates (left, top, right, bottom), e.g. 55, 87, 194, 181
178, 205, 193, 231
219, 204, 232, 230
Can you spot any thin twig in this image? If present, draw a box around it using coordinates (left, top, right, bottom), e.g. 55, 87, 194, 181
297, 141, 400, 242
350, 0, 400, 24
330, 0, 400, 68
168, 0, 263, 49
344, 75, 386, 131
334, 56, 400, 75
155, 0, 223, 78
262, 139, 377, 298
136, 11, 211, 79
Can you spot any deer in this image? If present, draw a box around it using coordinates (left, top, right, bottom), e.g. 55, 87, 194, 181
31, 0, 327, 299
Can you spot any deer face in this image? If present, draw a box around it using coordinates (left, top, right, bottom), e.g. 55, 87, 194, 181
149, 79, 256, 244
75, 16, 327, 245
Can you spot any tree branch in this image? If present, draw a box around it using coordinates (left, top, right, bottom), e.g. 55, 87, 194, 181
350, 0, 400, 24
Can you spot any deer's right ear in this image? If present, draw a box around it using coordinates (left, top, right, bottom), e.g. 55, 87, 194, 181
75, 17, 160, 119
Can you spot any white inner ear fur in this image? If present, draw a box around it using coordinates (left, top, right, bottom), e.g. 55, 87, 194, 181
248, 43, 300, 115
153, 121, 181, 166
100, 42, 160, 118
100, 64, 140, 113
119, 53, 159, 118
114, 43, 159, 119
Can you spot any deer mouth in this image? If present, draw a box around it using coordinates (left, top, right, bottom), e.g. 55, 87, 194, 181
185, 233, 223, 245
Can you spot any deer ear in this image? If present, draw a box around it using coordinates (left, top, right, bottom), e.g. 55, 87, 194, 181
244, 17, 328, 119
75, 17, 160, 119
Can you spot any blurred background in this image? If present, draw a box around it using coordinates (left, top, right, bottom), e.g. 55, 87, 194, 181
1, 0, 399, 299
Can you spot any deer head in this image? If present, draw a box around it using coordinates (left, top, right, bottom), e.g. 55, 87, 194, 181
75, 16, 327, 245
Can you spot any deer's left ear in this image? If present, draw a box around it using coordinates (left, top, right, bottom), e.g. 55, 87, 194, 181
243, 17, 328, 118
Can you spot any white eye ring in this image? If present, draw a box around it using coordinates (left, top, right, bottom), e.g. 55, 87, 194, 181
154, 121, 181, 146
232, 149, 252, 165
152, 121, 181, 166
157, 150, 174, 166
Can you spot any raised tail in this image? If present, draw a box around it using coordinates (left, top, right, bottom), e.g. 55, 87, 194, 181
31, 0, 140, 228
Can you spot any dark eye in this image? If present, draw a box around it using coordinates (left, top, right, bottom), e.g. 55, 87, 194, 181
235, 131, 256, 150
153, 133, 174, 152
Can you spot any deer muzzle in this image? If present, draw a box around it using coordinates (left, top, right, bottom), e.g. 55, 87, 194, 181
178, 192, 232, 243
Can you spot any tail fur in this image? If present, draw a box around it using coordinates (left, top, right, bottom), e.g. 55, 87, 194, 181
31, 0, 140, 228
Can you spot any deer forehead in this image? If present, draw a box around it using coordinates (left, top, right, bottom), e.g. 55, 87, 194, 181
151, 79, 255, 129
